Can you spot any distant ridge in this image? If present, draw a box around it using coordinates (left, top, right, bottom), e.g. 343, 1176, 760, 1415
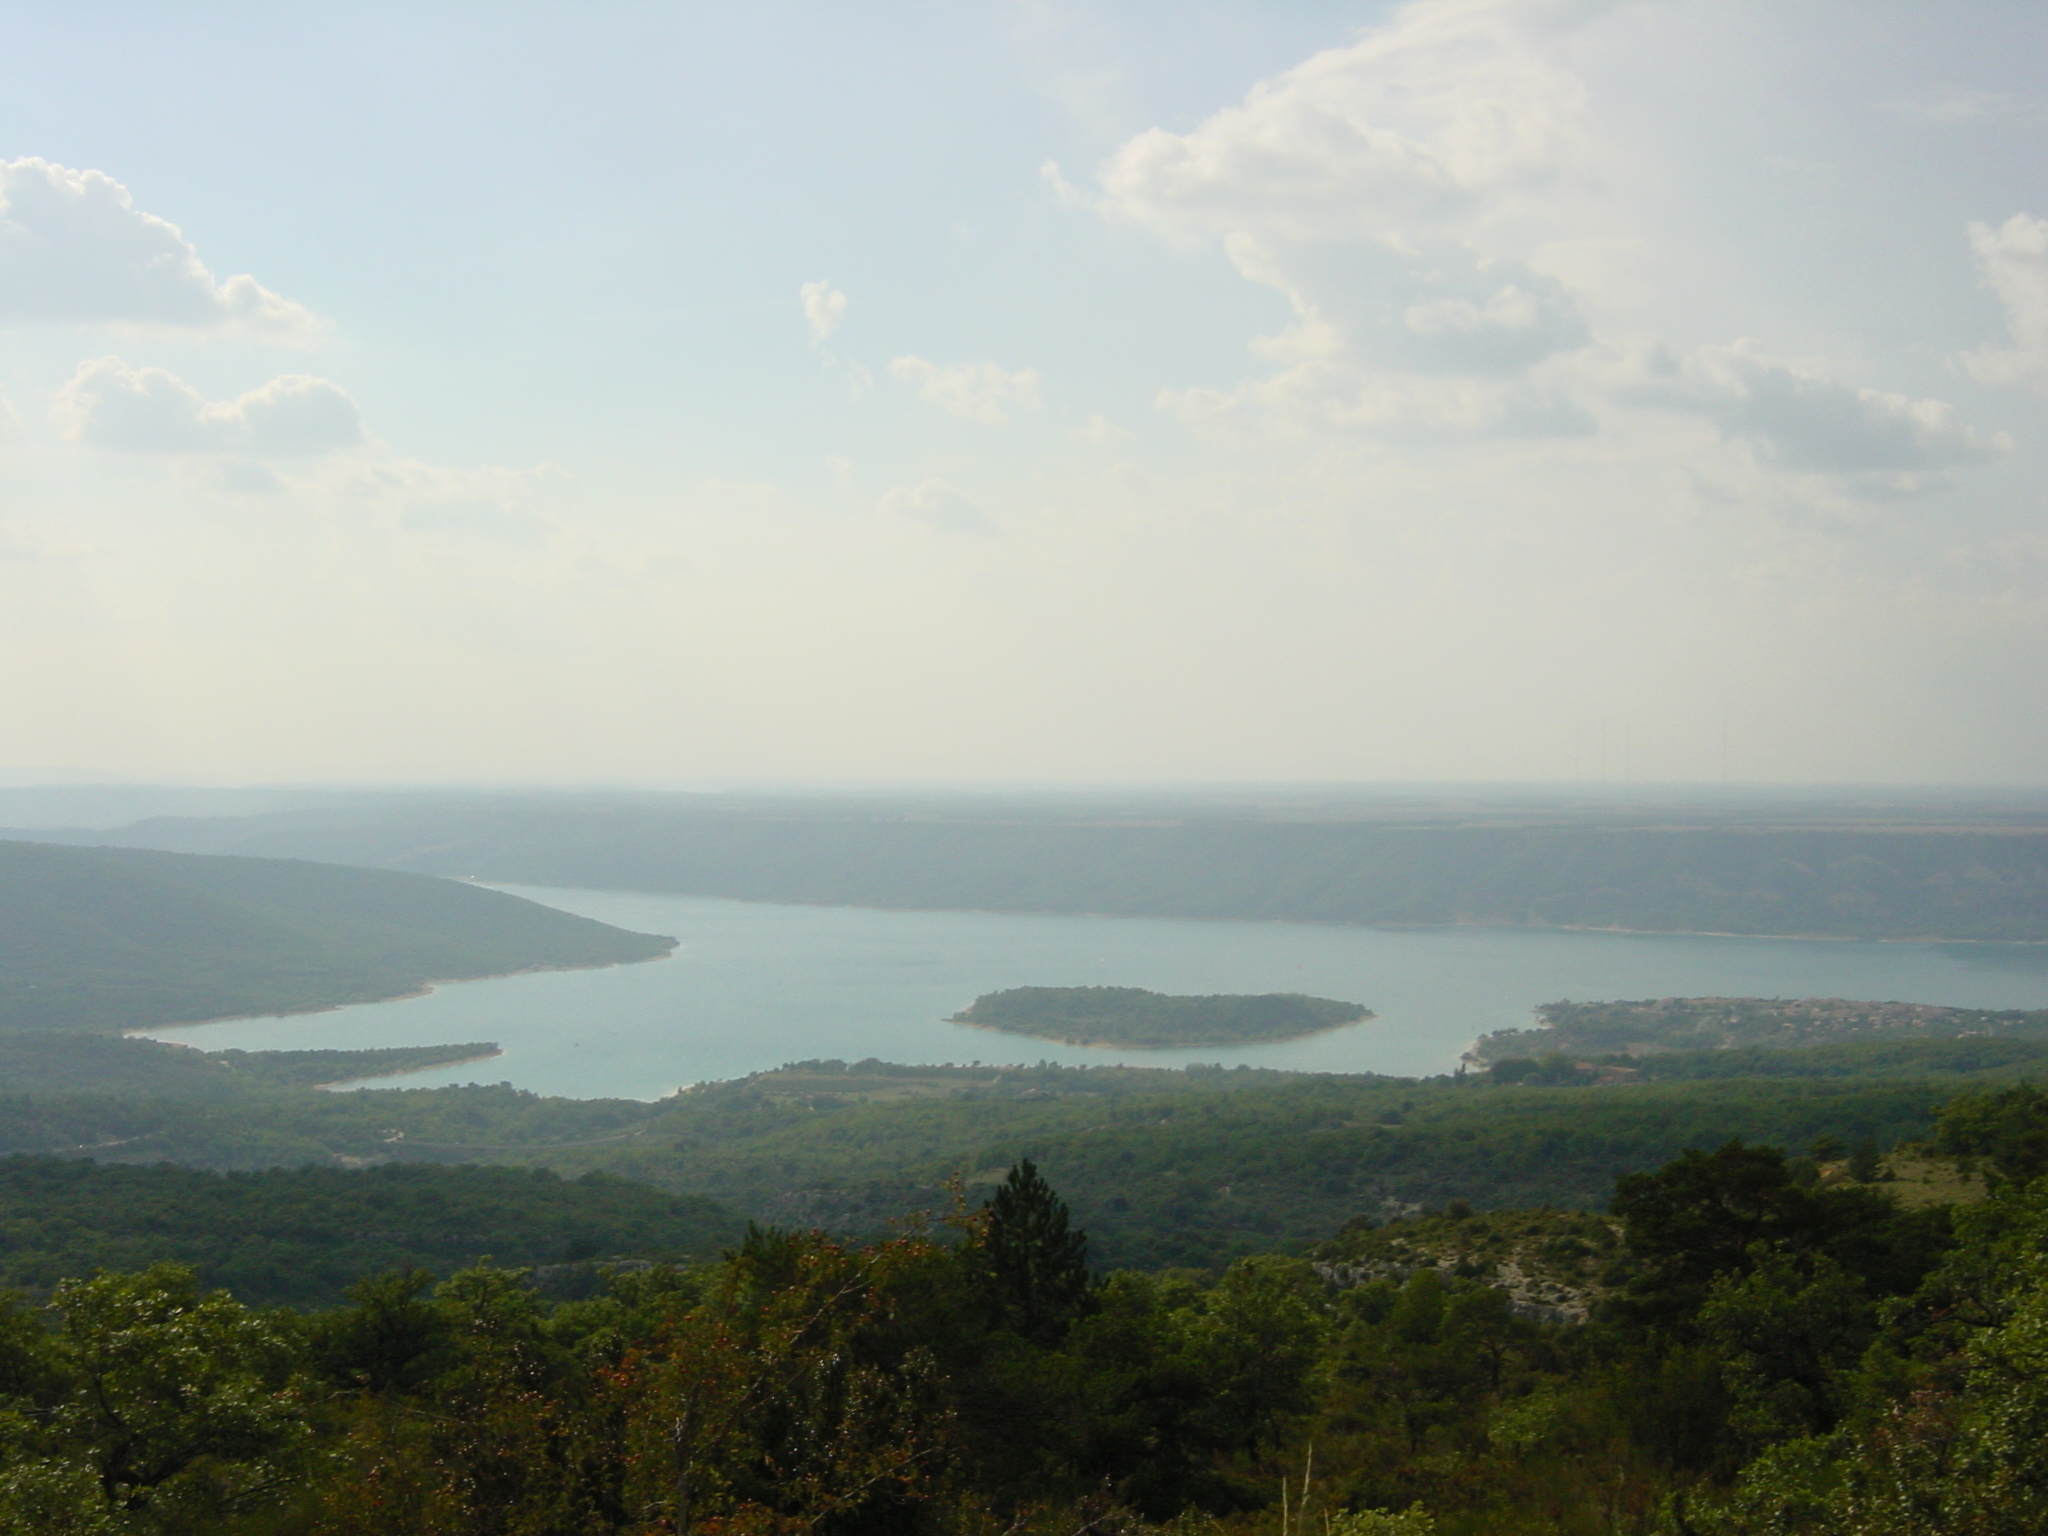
34, 792, 2048, 942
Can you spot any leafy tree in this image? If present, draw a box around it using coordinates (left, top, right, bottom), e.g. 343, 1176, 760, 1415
1696, 1250, 1873, 1447
617, 1227, 949, 1536
42, 1265, 306, 1533
1932, 1084, 2048, 1186
311, 1269, 451, 1396
1610, 1140, 1937, 1332
1690, 1242, 2048, 1535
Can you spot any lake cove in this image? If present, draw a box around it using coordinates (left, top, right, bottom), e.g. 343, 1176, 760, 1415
140, 886, 2048, 1100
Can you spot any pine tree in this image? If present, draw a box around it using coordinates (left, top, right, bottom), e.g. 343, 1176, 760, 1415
975, 1160, 1092, 1343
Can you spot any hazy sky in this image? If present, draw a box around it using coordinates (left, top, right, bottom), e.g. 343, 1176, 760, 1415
2, 1, 2045, 786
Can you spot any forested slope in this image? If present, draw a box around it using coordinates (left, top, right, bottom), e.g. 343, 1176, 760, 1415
0, 839, 675, 1033
7, 1109, 2048, 1536
0, 1157, 742, 1305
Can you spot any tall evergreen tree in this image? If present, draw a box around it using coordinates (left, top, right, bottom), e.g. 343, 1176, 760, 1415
976, 1160, 1093, 1343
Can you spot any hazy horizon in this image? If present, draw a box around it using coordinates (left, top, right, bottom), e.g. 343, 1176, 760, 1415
4, 2, 2045, 786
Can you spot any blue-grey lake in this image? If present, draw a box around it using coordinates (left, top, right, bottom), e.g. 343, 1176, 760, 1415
141, 885, 2048, 1099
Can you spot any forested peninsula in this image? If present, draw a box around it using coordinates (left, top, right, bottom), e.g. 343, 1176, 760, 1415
952, 985, 1371, 1047
0, 839, 676, 1034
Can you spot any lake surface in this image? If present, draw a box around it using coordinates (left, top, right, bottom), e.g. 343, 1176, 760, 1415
143, 886, 2048, 1100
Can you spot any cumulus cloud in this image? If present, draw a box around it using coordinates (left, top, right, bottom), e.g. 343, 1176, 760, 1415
1091, 0, 1608, 436
889, 357, 1041, 424
1619, 342, 2008, 480
55, 358, 365, 457
878, 477, 997, 533
0, 158, 320, 335
1964, 213, 2048, 389
1236, 237, 1590, 377
1093, 3, 2018, 486
1098, 1, 1599, 247
800, 280, 847, 343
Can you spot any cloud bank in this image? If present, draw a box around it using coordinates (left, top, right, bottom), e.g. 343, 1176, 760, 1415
1609, 341, 2009, 481
1093, 0, 2011, 491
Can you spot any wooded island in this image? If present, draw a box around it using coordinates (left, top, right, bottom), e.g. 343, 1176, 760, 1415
950, 985, 1372, 1048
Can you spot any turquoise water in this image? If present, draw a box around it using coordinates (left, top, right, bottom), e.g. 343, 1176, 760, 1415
142, 885, 2048, 1100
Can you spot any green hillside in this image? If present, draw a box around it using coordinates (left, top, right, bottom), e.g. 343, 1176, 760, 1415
0, 839, 675, 1033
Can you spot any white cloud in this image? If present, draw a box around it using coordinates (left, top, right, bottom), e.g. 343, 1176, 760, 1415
1090, 0, 1609, 437
1039, 159, 1089, 209
889, 356, 1041, 423
1094, 2, 2016, 488
1964, 212, 2048, 390
1097, 1, 1601, 248
801, 280, 847, 343
0, 158, 321, 335
878, 477, 997, 533
55, 357, 365, 457
1619, 342, 2008, 480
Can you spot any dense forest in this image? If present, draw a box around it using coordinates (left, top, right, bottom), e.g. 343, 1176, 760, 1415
3, 1040, 2045, 1271
951, 988, 1370, 1048
0, 841, 675, 1034
6, 1087, 2048, 1534
29, 790, 2048, 940
0, 1159, 741, 1306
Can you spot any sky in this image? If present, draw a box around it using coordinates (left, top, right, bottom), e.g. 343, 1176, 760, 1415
1, 0, 2045, 788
